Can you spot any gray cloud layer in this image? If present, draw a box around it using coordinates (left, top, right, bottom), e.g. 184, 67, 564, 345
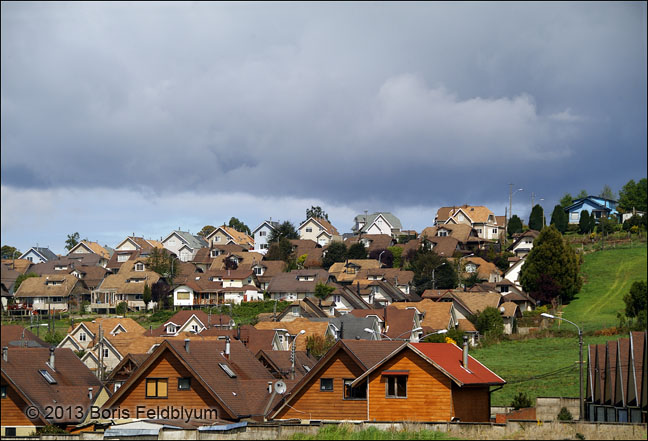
2, 2, 646, 210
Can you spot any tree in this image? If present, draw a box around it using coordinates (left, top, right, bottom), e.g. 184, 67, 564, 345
305, 334, 335, 360
550, 204, 568, 234
507, 215, 523, 238
227, 217, 251, 236
1, 245, 20, 260
579, 210, 592, 234
618, 178, 647, 212
347, 243, 367, 259
143, 283, 152, 310
623, 281, 647, 327
14, 272, 39, 292
322, 241, 347, 270
623, 214, 645, 231
599, 185, 616, 201
511, 392, 532, 410
65, 232, 80, 251
463, 273, 483, 289
388, 246, 403, 268
146, 248, 180, 284
306, 206, 329, 221
576, 189, 588, 199
519, 225, 582, 305
115, 301, 128, 315
470, 306, 504, 337
560, 193, 574, 208
265, 237, 295, 264
197, 225, 216, 238
557, 407, 573, 421
410, 249, 458, 294
528, 204, 545, 231
267, 221, 299, 243
369, 248, 393, 268
314, 282, 335, 299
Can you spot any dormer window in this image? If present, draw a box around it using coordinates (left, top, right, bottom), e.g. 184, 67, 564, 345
466, 264, 477, 273
166, 325, 177, 334
117, 253, 129, 262
254, 266, 263, 275
55, 265, 67, 270
135, 263, 145, 271
438, 230, 448, 237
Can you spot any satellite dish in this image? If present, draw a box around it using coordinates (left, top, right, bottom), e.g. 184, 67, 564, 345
274, 381, 287, 395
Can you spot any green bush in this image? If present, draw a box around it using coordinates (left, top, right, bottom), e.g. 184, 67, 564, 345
115, 301, 128, 315
511, 392, 532, 410
557, 406, 573, 421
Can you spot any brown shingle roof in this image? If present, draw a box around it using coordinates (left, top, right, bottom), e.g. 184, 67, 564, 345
311, 217, 340, 236
266, 269, 329, 295
452, 292, 503, 315
328, 259, 382, 283
1, 324, 49, 347
254, 318, 329, 351
256, 349, 317, 379
436, 205, 496, 224
463, 256, 502, 280
344, 234, 394, 253
421, 224, 481, 243
15, 274, 87, 298
1, 259, 33, 274
69, 317, 146, 338
350, 306, 417, 340
391, 299, 453, 330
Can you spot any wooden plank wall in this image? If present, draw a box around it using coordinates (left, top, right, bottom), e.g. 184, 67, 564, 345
367, 349, 453, 422
1, 383, 40, 427
452, 385, 490, 422
106, 350, 227, 419
275, 351, 367, 420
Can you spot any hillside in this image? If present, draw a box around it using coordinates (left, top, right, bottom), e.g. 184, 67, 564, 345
561, 244, 647, 332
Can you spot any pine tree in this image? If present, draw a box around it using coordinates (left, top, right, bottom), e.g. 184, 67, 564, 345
507, 215, 523, 238
528, 204, 545, 231
579, 210, 592, 234
550, 204, 568, 234
347, 242, 367, 259
519, 225, 582, 305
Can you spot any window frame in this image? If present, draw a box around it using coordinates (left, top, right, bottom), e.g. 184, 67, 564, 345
343, 379, 367, 400
385, 375, 407, 399
320, 378, 334, 392
145, 378, 169, 399
177, 377, 191, 391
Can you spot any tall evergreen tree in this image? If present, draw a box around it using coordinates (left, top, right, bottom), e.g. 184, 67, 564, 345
519, 225, 582, 305
579, 210, 592, 234
507, 215, 523, 238
267, 221, 299, 243
528, 204, 545, 231
347, 242, 367, 259
550, 204, 568, 234
322, 242, 347, 270
559, 193, 574, 208
618, 178, 647, 212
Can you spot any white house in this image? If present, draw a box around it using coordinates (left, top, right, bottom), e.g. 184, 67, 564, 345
351, 212, 403, 237
252, 220, 280, 254
298, 217, 342, 246
434, 205, 502, 241
161, 230, 208, 262
19, 247, 57, 264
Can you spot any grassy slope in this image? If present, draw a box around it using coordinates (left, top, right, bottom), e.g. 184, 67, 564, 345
562, 245, 647, 332
471, 334, 616, 407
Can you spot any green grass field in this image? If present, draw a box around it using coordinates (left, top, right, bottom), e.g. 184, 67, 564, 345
471, 334, 621, 407
290, 425, 456, 440
562, 245, 647, 332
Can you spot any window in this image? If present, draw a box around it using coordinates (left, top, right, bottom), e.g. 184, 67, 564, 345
334, 295, 341, 304
191, 324, 198, 333
219, 363, 237, 378
571, 212, 579, 220
320, 378, 333, 391
135, 263, 145, 271
438, 231, 448, 237
215, 236, 221, 242
39, 369, 57, 384
385, 375, 407, 398
254, 267, 263, 275
344, 379, 367, 399
117, 254, 129, 262
114, 381, 124, 392
261, 243, 269, 250
103, 348, 109, 358
146, 378, 168, 398
306, 227, 313, 233
477, 229, 482, 234
176, 292, 190, 300
79, 332, 87, 342
259, 231, 267, 237
1, 385, 6, 398
5, 428, 16, 437
178, 377, 191, 391
492, 229, 498, 234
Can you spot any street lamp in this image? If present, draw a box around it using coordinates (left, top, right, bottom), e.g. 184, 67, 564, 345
364, 328, 392, 340
418, 329, 449, 342
291, 330, 306, 380
22, 324, 48, 347
432, 262, 446, 290
378, 250, 386, 266
508, 185, 524, 223
364, 327, 426, 342
541, 313, 584, 420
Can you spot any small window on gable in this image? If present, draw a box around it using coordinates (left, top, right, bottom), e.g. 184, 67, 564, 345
306, 227, 313, 233
79, 332, 87, 342
145, 378, 168, 398
135, 263, 145, 271
178, 377, 191, 391
320, 378, 333, 391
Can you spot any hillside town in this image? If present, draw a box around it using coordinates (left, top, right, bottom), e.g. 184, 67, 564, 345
1, 199, 646, 438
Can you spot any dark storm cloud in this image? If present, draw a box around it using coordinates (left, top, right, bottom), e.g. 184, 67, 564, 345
1, 2, 646, 209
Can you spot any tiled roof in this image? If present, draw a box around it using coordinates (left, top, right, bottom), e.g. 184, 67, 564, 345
266, 269, 329, 295
1, 324, 49, 347
463, 256, 502, 280
350, 306, 417, 340
436, 205, 496, 224
391, 299, 453, 330
2, 347, 103, 424
68, 317, 146, 339
256, 349, 317, 379
254, 318, 329, 351
168, 230, 209, 250
145, 310, 212, 336
420, 224, 481, 243
15, 274, 87, 298
426, 236, 461, 258
457, 319, 477, 332
499, 301, 520, 318
1, 259, 33, 275
345, 234, 395, 253
452, 292, 503, 315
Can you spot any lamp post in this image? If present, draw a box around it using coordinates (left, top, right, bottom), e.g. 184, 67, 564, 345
541, 313, 583, 420
432, 262, 446, 290
22, 324, 48, 347
364, 327, 440, 342
418, 329, 449, 342
291, 330, 306, 380
508, 185, 524, 223
378, 250, 386, 266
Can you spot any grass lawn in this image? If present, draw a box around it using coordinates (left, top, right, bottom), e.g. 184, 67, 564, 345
562, 245, 647, 332
289, 425, 456, 440
471, 334, 625, 407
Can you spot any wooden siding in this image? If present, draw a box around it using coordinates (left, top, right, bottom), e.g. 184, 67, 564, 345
275, 351, 366, 420
1, 383, 40, 427
367, 350, 453, 422
452, 385, 490, 422
106, 350, 227, 419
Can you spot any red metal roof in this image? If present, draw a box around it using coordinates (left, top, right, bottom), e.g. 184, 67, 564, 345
410, 343, 505, 386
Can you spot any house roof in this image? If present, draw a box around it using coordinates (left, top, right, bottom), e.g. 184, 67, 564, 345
420, 224, 481, 243
436, 205, 496, 224
451, 292, 503, 315
353, 212, 403, 233
103, 339, 278, 419
352, 342, 506, 388
145, 310, 211, 336
345, 234, 395, 253
564, 197, 615, 213
165, 230, 208, 250
278, 299, 330, 320
256, 261, 286, 284
457, 319, 477, 333
73, 241, 112, 259
328, 259, 382, 283
71, 265, 111, 289
266, 269, 329, 295
463, 256, 502, 280
1, 258, 34, 274
15, 274, 87, 298
207, 226, 254, 247
350, 306, 417, 340
254, 318, 329, 351
508, 230, 540, 251
209, 253, 265, 271
68, 317, 146, 339
0, 263, 21, 289
299, 217, 340, 236
256, 349, 316, 380
1, 324, 49, 348
325, 314, 380, 340
499, 301, 520, 318
252, 220, 280, 235
20, 247, 58, 261
95, 263, 161, 295
391, 300, 453, 330
1, 347, 103, 424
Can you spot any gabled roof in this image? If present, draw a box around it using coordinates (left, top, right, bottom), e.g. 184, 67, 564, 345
68, 241, 111, 259
146, 310, 211, 336
252, 220, 280, 235
507, 230, 540, 251
102, 339, 276, 419
163, 230, 208, 250
352, 212, 403, 233
254, 318, 329, 351
390, 300, 454, 330
344, 234, 395, 253
15, 274, 87, 298
205, 226, 254, 247
350, 306, 418, 340
299, 217, 340, 236
564, 196, 616, 213
1, 347, 103, 424
463, 256, 502, 280
67, 317, 146, 339
20, 246, 58, 262
421, 224, 481, 243
451, 292, 503, 316
435, 205, 496, 224
256, 349, 316, 380
351, 342, 506, 388
266, 269, 329, 295
0, 258, 33, 275
325, 314, 381, 340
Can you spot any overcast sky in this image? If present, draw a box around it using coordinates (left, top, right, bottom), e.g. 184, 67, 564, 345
2, 2, 646, 255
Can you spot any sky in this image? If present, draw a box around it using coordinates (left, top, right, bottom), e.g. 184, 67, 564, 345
2, 2, 646, 255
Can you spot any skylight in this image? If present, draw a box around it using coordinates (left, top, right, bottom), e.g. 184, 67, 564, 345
39, 369, 57, 384
219, 363, 237, 378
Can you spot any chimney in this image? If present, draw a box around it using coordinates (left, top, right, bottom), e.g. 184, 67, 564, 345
2, 347, 7, 362
462, 336, 469, 369
88, 387, 93, 401
225, 336, 231, 359
184, 338, 190, 353
268, 381, 273, 394
49, 347, 55, 370
340, 321, 344, 340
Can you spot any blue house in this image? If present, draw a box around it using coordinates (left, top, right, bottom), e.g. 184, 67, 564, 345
18, 246, 58, 263
564, 196, 620, 224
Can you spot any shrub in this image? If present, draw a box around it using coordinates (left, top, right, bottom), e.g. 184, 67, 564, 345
43, 331, 64, 346
511, 392, 532, 410
557, 406, 573, 421
115, 301, 128, 315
